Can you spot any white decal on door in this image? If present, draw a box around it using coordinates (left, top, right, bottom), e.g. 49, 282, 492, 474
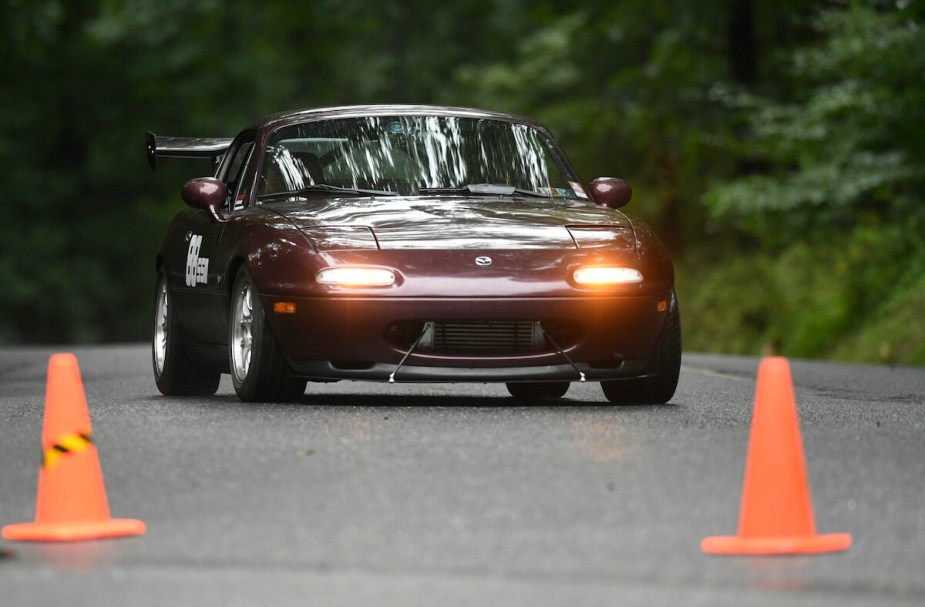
186, 234, 210, 287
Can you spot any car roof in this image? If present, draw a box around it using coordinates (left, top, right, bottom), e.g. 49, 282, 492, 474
250, 105, 547, 132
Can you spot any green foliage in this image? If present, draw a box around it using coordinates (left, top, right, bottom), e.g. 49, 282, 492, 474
679, 215, 925, 363
704, 2, 925, 244
679, 1, 925, 366
832, 269, 925, 365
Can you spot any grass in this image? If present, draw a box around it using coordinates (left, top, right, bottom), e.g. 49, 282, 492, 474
675, 219, 925, 365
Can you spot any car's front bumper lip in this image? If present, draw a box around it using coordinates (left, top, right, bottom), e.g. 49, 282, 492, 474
287, 359, 654, 383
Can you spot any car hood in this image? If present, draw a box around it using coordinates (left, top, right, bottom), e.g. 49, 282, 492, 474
271, 197, 636, 251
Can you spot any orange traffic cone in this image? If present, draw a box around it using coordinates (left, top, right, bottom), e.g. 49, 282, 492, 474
701, 357, 851, 555
2, 353, 146, 542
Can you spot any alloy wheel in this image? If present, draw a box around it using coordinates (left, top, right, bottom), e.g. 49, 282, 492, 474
154, 279, 169, 377
231, 280, 255, 383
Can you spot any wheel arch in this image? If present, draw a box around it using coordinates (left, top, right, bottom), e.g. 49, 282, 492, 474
226, 256, 249, 297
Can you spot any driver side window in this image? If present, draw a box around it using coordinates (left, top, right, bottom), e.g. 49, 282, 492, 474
222, 136, 256, 211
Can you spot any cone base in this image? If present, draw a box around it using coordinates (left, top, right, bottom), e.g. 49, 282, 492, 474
701, 532, 852, 555
2, 518, 146, 542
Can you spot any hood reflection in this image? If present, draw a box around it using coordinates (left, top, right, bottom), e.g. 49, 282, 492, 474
274, 197, 632, 250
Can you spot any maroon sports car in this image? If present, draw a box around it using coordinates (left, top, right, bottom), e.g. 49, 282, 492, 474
147, 105, 680, 403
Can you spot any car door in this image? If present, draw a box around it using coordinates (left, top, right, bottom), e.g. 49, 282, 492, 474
174, 133, 257, 347
207, 133, 259, 343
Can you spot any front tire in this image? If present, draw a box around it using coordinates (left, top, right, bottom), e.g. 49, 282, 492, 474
152, 272, 220, 396
601, 289, 681, 405
229, 267, 306, 402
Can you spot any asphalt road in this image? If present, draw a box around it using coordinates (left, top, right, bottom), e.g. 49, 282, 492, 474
1, 345, 923, 606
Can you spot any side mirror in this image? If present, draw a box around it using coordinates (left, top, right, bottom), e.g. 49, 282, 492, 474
589, 177, 632, 209
181, 177, 228, 224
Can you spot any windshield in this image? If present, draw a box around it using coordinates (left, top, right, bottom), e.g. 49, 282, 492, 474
259, 115, 586, 200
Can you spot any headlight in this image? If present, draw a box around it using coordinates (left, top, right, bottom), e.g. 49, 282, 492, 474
572, 266, 643, 286
316, 267, 396, 287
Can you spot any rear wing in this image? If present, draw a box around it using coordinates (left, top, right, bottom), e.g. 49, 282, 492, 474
146, 131, 234, 171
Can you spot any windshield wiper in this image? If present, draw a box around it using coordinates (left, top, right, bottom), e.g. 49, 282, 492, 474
260, 183, 399, 201
418, 183, 551, 198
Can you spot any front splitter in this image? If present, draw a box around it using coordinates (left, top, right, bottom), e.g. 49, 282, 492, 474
287, 359, 653, 383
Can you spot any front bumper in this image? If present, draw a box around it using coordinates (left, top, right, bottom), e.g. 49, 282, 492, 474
262, 293, 670, 381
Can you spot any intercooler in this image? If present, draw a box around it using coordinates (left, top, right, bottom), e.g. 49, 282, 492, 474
418, 321, 545, 353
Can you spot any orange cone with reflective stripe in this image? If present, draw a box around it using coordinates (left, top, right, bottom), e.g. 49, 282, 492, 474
701, 357, 851, 555
2, 354, 145, 541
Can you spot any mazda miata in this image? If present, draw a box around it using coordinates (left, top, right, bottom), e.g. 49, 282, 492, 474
147, 105, 680, 403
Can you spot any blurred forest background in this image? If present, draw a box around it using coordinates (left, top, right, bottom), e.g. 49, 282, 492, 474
1, 0, 923, 364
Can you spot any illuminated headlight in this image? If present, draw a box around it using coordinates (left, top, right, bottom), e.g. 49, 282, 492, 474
316, 267, 396, 287
573, 266, 643, 286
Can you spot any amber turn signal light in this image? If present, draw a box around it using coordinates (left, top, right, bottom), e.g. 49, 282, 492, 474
273, 301, 297, 314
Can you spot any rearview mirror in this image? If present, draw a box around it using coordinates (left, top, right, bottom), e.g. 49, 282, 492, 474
181, 177, 228, 224
589, 177, 632, 209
